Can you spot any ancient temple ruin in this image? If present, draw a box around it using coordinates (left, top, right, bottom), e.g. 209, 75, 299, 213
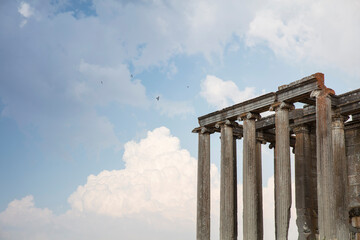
192, 73, 360, 240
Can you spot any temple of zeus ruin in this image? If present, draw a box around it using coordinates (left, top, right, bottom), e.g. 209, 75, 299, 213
192, 73, 360, 240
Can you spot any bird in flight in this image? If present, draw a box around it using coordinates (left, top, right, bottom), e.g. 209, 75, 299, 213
101, 81, 103, 84
156, 96, 160, 101
131, 74, 133, 78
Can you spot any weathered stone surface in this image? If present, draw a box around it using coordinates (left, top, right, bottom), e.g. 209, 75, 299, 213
293, 124, 317, 240
242, 113, 263, 240
309, 127, 319, 236
346, 122, 360, 209
197, 130, 211, 240
273, 102, 294, 240
220, 121, 237, 240
312, 88, 337, 240
346, 120, 360, 240
332, 114, 350, 239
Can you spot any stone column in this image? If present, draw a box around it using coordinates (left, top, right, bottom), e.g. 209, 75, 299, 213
256, 135, 264, 239
233, 135, 238, 239
218, 120, 237, 240
241, 112, 263, 240
197, 127, 212, 240
332, 114, 349, 239
311, 88, 336, 239
293, 125, 316, 240
271, 102, 294, 240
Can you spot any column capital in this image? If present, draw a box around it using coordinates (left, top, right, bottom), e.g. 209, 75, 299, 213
256, 131, 267, 144
332, 114, 348, 129
293, 124, 310, 135
215, 119, 238, 129
192, 126, 216, 134
310, 88, 335, 98
200, 127, 216, 134
269, 101, 295, 112
238, 112, 261, 121
234, 134, 243, 140
332, 113, 349, 122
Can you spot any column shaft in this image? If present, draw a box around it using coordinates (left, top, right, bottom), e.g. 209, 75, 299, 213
243, 115, 263, 240
197, 131, 211, 240
274, 103, 292, 240
313, 89, 336, 239
294, 125, 316, 240
332, 115, 349, 239
220, 122, 237, 240
256, 140, 263, 238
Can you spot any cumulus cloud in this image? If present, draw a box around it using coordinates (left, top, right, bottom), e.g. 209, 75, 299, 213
68, 127, 201, 221
0, 195, 195, 240
246, 0, 360, 76
200, 75, 257, 109
0, 196, 52, 227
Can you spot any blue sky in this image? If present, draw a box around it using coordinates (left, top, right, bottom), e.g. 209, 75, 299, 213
0, 0, 359, 239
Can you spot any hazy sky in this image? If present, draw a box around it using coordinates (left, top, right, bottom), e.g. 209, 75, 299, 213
0, 0, 359, 239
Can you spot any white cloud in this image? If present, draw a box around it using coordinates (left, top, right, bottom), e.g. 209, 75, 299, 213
200, 75, 256, 109
90, 0, 259, 68
68, 127, 198, 220
0, 196, 52, 227
18, 2, 33, 18
18, 2, 34, 27
246, 0, 360, 76
0, 196, 195, 240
